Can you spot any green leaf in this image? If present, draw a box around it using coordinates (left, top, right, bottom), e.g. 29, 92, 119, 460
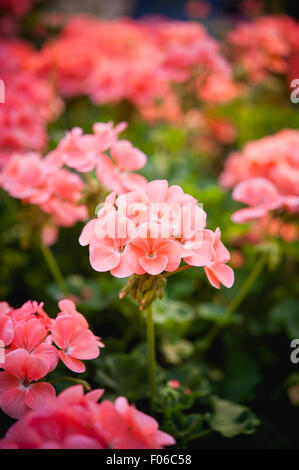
208, 396, 260, 438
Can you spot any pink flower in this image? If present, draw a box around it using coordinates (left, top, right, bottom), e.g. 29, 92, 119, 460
231, 177, 283, 223
51, 315, 101, 373
79, 180, 234, 289
0, 152, 52, 204
97, 396, 175, 449
40, 168, 88, 227
0, 349, 55, 418
0, 386, 175, 449
93, 121, 127, 151
52, 127, 99, 173
126, 236, 181, 276
203, 228, 234, 289
96, 140, 147, 194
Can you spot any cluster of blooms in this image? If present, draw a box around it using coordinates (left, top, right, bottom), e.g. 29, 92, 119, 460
0, 385, 175, 449
220, 129, 299, 225
0, 121, 147, 234
0, 151, 88, 229
32, 15, 239, 122
226, 15, 299, 83
0, 299, 103, 418
79, 179, 234, 289
47, 120, 147, 194
0, 40, 63, 167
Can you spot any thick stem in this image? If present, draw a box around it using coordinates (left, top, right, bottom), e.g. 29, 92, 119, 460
40, 241, 69, 297
202, 254, 267, 353
146, 304, 156, 412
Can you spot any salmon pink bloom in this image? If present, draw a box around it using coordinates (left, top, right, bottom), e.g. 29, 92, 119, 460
96, 140, 147, 194
51, 315, 101, 373
80, 180, 234, 289
0, 152, 52, 204
97, 396, 176, 449
0, 349, 55, 418
126, 236, 181, 276
52, 127, 99, 173
0, 386, 175, 449
93, 121, 127, 151
231, 177, 283, 223
203, 228, 234, 289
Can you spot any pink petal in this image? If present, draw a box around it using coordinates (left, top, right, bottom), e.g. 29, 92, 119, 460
3, 349, 29, 380
232, 178, 279, 206
110, 254, 133, 278
0, 387, 28, 419
24, 354, 49, 382
139, 254, 168, 275
79, 219, 97, 246
63, 435, 103, 449
157, 239, 181, 272
110, 140, 146, 172
184, 240, 213, 266
51, 316, 75, 350
25, 382, 56, 410
96, 154, 125, 194
231, 206, 268, 223
123, 244, 146, 275
204, 266, 220, 289
58, 350, 86, 373
89, 238, 120, 272
33, 343, 59, 373
58, 385, 84, 403
0, 316, 14, 346
121, 173, 147, 192
14, 319, 47, 351
0, 371, 20, 394
145, 180, 168, 203
69, 330, 100, 360
209, 263, 234, 288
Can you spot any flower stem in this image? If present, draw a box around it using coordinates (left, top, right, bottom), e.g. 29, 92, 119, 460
202, 254, 267, 352
49, 376, 91, 391
40, 241, 69, 297
146, 304, 156, 412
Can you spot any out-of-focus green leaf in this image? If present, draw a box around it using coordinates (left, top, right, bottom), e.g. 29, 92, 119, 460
208, 396, 260, 438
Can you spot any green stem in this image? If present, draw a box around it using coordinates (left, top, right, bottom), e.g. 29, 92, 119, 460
40, 241, 69, 297
146, 305, 156, 412
225, 254, 267, 321
49, 376, 91, 391
202, 254, 267, 352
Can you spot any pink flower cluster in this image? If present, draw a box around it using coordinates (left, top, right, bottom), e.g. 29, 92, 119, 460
48, 120, 147, 194
0, 40, 63, 167
79, 180, 234, 289
0, 385, 175, 449
0, 299, 103, 418
0, 121, 147, 231
0, 151, 88, 228
33, 15, 239, 121
220, 129, 299, 224
226, 15, 299, 83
